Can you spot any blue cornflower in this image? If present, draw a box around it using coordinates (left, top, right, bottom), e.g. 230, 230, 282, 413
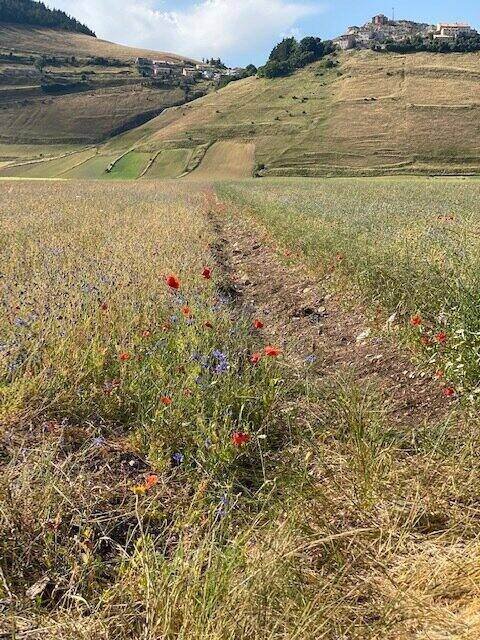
212, 350, 229, 374
172, 452, 184, 466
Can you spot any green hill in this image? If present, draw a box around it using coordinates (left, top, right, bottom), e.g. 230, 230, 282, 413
107, 49, 480, 178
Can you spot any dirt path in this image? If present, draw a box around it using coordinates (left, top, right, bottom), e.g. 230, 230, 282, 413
207, 190, 453, 428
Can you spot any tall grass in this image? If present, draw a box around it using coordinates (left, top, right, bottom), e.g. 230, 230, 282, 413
2, 179, 480, 639
220, 177, 480, 396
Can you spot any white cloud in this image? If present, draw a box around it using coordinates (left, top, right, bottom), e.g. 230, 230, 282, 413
48, 0, 325, 64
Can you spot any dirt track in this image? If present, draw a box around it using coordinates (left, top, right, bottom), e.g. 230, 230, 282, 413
207, 189, 454, 428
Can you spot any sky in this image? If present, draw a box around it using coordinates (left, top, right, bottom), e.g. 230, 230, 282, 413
48, 0, 480, 66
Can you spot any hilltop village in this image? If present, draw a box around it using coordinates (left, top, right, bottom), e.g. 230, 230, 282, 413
334, 15, 478, 50
135, 57, 245, 84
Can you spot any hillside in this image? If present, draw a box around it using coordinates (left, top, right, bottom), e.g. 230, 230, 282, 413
0, 23, 201, 149
2, 48, 480, 177
111, 49, 480, 177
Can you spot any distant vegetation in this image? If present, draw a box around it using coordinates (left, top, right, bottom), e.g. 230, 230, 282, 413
0, 0, 95, 36
384, 32, 480, 53
258, 36, 335, 78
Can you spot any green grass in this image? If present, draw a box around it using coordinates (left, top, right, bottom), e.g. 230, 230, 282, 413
144, 148, 192, 178
0, 149, 96, 178
62, 154, 118, 178
220, 177, 480, 396
105, 151, 151, 180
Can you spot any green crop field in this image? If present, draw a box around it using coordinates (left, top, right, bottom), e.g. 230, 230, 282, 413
2, 177, 480, 639
143, 148, 192, 178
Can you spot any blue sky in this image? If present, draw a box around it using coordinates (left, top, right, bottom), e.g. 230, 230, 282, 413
51, 0, 480, 66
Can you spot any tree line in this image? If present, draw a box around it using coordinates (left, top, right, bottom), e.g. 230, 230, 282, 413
0, 0, 95, 36
382, 33, 480, 54
258, 36, 335, 78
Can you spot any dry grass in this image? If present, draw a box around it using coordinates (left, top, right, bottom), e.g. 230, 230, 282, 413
0, 24, 193, 63
2, 179, 480, 638
101, 49, 480, 178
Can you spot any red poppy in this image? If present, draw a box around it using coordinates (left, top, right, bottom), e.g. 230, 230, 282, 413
420, 335, 432, 346
410, 315, 422, 327
100, 302, 108, 311
253, 319, 264, 329
141, 330, 151, 338
161, 396, 172, 406
166, 274, 180, 290
435, 331, 447, 344
181, 306, 192, 317
204, 321, 213, 329
202, 267, 212, 280
442, 387, 455, 398
250, 352, 262, 365
119, 352, 131, 362
232, 432, 251, 446
264, 346, 282, 357
145, 474, 159, 490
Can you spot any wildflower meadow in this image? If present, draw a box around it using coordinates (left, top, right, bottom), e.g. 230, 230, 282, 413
2, 177, 480, 639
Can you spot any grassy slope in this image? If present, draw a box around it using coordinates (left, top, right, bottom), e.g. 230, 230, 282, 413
0, 24, 198, 149
102, 49, 480, 177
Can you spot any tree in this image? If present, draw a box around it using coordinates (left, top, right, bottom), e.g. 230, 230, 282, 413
258, 60, 292, 78
269, 37, 298, 63
0, 0, 95, 36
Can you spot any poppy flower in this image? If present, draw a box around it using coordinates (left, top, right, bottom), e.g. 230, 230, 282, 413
264, 346, 282, 357
181, 306, 192, 317
250, 352, 262, 365
442, 387, 455, 398
253, 319, 264, 329
161, 396, 172, 406
202, 267, 212, 280
166, 274, 180, 290
435, 331, 447, 344
410, 315, 422, 327
100, 302, 108, 311
119, 352, 131, 362
232, 432, 251, 446
145, 474, 159, 490
141, 330, 151, 338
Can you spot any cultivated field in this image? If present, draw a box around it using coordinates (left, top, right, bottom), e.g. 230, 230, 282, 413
1, 177, 480, 639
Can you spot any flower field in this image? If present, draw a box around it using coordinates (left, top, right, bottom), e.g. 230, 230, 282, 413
2, 178, 480, 639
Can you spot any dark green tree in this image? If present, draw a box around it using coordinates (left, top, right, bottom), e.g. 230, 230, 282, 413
0, 0, 95, 36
